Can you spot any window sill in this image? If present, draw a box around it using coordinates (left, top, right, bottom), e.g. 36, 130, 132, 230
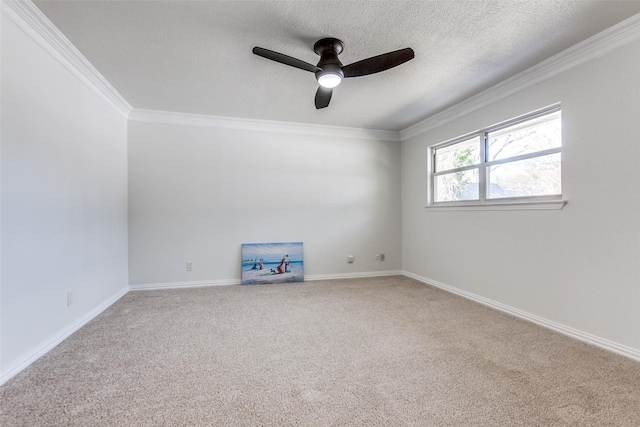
425, 200, 566, 211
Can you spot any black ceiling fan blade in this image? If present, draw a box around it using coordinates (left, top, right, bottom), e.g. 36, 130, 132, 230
315, 87, 332, 109
342, 47, 415, 78
252, 47, 321, 73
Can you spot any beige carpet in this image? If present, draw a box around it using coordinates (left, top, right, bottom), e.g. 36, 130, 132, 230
1, 276, 639, 426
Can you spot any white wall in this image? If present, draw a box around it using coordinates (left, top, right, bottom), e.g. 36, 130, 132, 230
1, 14, 129, 381
401, 39, 640, 354
128, 120, 401, 286
2, 1, 637, 387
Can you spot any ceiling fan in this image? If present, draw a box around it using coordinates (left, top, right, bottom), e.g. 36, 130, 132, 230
252, 38, 414, 109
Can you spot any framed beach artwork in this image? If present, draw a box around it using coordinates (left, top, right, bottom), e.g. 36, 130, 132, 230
241, 242, 304, 285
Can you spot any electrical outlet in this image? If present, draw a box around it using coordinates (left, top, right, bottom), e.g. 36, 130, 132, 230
67, 291, 73, 307
347, 254, 354, 264
186, 261, 194, 271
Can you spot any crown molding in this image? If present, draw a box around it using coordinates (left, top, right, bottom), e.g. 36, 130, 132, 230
5, 0, 638, 139
400, 13, 640, 141
2, 0, 133, 118
129, 109, 401, 142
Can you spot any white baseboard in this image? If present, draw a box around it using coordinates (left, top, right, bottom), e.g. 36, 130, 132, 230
5, 272, 402, 384
130, 270, 403, 291
403, 271, 640, 363
0, 286, 129, 386
17, 270, 617, 386
305, 270, 403, 281
130, 278, 240, 291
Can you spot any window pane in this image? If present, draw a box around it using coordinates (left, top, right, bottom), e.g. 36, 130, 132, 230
434, 137, 480, 173
434, 169, 479, 202
488, 153, 561, 199
487, 111, 561, 162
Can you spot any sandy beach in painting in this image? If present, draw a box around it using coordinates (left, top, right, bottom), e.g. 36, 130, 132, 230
241, 261, 304, 285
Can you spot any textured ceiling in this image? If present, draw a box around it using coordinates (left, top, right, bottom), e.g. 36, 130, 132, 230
33, 0, 640, 132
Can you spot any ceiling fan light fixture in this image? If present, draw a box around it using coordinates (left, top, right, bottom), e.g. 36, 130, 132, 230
318, 72, 342, 88
316, 65, 344, 89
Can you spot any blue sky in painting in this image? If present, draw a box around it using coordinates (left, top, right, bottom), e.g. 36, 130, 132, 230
242, 242, 303, 263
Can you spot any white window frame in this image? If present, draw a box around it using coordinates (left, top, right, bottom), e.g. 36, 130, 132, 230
427, 104, 566, 211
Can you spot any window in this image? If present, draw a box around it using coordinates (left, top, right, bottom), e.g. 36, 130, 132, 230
428, 105, 565, 210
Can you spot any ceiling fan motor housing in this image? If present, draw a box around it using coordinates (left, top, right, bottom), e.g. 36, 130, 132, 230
314, 38, 344, 83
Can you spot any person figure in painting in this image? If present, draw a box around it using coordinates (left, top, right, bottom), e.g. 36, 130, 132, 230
271, 256, 287, 274
285, 260, 291, 273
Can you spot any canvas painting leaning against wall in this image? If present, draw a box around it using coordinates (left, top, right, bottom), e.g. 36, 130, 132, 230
241, 242, 304, 285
